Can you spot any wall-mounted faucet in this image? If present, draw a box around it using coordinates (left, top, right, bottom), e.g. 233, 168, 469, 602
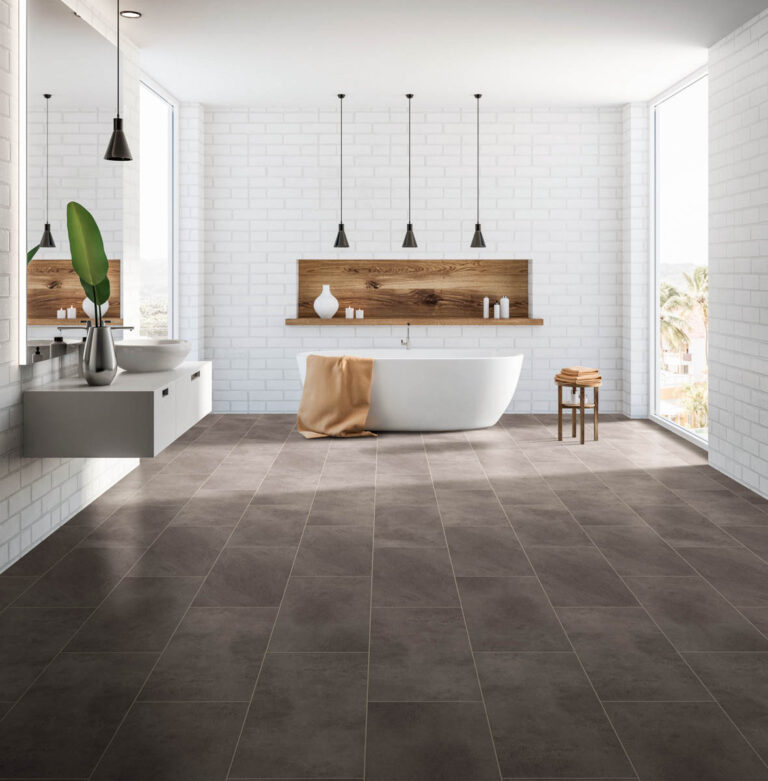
400, 322, 411, 350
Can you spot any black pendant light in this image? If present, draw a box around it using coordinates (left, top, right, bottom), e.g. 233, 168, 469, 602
104, 0, 132, 161
402, 94, 417, 248
470, 93, 486, 248
333, 94, 349, 248
39, 93, 55, 248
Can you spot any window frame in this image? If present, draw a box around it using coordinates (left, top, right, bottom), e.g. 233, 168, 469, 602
648, 66, 709, 450
139, 76, 179, 339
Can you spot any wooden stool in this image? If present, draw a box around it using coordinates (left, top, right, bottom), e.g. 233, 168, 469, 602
556, 381, 600, 444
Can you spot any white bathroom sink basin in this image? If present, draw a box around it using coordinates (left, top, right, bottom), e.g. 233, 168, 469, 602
115, 339, 191, 372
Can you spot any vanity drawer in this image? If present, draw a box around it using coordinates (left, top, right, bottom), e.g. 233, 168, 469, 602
176, 363, 212, 435
154, 383, 178, 453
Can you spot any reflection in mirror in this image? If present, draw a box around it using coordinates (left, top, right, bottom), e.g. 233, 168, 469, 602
26, 0, 123, 352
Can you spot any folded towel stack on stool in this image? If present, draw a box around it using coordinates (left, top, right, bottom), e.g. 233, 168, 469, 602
554, 366, 602, 386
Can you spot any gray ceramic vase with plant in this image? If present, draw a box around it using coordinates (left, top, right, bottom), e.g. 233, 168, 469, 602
67, 201, 117, 385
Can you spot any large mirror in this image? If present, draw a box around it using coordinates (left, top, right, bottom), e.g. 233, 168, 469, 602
25, 0, 123, 359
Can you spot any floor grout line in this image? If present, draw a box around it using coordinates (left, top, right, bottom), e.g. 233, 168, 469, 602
361, 434, 378, 781
0, 433, 225, 727
423, 431, 505, 781
85, 418, 294, 780
473, 419, 642, 781
223, 428, 333, 780
529, 425, 768, 774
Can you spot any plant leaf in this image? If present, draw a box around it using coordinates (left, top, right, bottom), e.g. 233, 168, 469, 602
66, 201, 108, 286
26, 244, 40, 264
81, 276, 110, 305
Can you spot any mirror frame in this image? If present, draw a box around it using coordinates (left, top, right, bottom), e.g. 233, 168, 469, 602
18, 0, 27, 364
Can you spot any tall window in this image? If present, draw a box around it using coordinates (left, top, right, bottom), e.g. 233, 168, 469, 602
653, 75, 709, 442
139, 83, 174, 337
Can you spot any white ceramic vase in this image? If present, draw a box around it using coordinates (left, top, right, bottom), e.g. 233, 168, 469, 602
82, 297, 109, 320
313, 284, 339, 319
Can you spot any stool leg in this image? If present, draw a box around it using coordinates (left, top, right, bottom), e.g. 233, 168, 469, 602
580, 386, 585, 445
571, 405, 576, 438
594, 387, 599, 441
557, 385, 563, 441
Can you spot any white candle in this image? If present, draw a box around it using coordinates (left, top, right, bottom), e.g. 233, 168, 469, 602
355, 309, 364, 319
66, 306, 77, 319
493, 303, 500, 319
345, 306, 355, 319
500, 296, 510, 318
56, 308, 66, 319
483, 296, 489, 319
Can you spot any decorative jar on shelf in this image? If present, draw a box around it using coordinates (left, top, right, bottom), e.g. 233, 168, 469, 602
313, 284, 339, 319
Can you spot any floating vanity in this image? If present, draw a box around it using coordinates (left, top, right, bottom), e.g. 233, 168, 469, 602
23, 361, 212, 458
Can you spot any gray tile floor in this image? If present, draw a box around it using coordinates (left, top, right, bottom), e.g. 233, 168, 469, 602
1, 413, 768, 779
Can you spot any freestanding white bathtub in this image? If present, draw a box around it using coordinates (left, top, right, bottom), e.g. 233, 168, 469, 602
296, 349, 523, 431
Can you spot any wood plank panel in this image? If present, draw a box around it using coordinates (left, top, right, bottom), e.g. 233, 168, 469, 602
285, 317, 544, 326
28, 259, 121, 324
296, 259, 530, 319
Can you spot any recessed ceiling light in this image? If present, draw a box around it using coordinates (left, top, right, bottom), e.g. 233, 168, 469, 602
120, 10, 141, 18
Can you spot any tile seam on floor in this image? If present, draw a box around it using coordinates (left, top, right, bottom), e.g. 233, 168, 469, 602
552, 437, 768, 772
361, 432, 378, 780
223, 426, 335, 780
474, 420, 642, 781
0, 441, 215, 725
423, 430, 506, 781
85, 418, 290, 781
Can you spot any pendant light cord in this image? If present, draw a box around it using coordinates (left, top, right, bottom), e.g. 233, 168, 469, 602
45, 95, 49, 222
338, 94, 343, 223
116, 0, 120, 118
407, 95, 412, 223
475, 94, 480, 224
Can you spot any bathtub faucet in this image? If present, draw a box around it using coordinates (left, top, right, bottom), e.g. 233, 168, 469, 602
400, 322, 411, 350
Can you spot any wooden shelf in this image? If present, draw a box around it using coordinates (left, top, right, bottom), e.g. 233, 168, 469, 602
285, 317, 544, 326
29, 318, 124, 326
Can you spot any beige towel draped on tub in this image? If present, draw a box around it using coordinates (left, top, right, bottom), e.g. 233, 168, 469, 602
297, 354, 376, 438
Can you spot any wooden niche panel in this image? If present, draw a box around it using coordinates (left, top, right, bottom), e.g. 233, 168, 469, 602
296, 259, 530, 319
28, 259, 122, 325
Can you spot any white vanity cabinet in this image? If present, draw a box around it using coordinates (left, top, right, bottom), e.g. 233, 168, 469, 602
23, 362, 212, 458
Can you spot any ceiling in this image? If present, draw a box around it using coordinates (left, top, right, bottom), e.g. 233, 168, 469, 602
29, 0, 115, 109
123, 0, 768, 107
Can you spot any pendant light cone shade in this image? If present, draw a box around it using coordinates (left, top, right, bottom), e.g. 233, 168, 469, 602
40, 94, 55, 248
470, 94, 486, 248
402, 224, 417, 247
104, 117, 132, 161
333, 94, 348, 247
334, 224, 349, 248
401, 94, 417, 248
40, 223, 55, 248
104, 1, 132, 161
471, 224, 486, 248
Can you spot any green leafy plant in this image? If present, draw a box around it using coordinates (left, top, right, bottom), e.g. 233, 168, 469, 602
66, 201, 109, 327
682, 383, 708, 429
26, 244, 40, 264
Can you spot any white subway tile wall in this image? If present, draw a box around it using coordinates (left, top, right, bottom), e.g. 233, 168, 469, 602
179, 103, 205, 358
202, 106, 625, 414
621, 103, 650, 419
709, 8, 768, 497
0, 0, 139, 572
27, 106, 123, 261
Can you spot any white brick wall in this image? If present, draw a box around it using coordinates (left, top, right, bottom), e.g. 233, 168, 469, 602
202, 105, 625, 413
27, 105, 123, 260
622, 103, 650, 418
0, 0, 140, 572
709, 8, 768, 496
178, 103, 205, 359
